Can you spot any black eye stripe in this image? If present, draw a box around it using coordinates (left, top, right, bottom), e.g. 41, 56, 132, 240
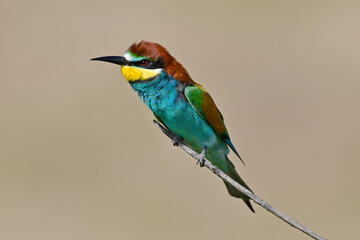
133, 57, 165, 69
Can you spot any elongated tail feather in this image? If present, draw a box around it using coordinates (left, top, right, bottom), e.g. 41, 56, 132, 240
224, 159, 255, 213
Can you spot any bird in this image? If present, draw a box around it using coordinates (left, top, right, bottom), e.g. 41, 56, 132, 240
91, 41, 254, 212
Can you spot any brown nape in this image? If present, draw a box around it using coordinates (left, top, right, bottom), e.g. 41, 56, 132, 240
128, 41, 195, 84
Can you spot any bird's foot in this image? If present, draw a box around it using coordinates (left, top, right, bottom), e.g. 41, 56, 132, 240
196, 146, 208, 167
172, 135, 182, 146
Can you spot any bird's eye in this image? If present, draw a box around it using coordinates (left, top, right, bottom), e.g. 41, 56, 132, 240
140, 59, 149, 66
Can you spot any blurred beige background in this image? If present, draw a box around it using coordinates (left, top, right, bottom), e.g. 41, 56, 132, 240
1, 0, 359, 239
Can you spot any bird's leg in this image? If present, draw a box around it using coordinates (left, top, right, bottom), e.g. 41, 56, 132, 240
196, 146, 208, 167
171, 134, 183, 146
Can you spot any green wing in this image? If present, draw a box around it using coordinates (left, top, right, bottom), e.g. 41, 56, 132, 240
184, 84, 244, 163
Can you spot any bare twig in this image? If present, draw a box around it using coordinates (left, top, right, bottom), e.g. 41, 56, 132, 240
153, 119, 327, 240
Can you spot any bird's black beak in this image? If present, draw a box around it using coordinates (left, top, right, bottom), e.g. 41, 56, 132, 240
91, 56, 129, 66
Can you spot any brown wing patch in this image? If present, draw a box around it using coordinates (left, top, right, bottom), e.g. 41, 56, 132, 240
200, 88, 228, 136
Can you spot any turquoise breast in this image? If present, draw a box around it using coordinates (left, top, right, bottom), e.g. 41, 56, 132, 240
130, 71, 229, 170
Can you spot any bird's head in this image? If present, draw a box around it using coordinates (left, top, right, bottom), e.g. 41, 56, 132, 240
92, 41, 194, 83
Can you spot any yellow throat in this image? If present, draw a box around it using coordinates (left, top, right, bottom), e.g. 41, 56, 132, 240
121, 66, 161, 82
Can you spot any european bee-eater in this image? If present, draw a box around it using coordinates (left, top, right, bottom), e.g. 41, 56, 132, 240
92, 41, 254, 212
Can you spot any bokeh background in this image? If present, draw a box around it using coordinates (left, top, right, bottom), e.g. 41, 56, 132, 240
1, 1, 359, 239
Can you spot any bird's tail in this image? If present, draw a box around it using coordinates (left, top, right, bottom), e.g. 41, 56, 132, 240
223, 160, 255, 213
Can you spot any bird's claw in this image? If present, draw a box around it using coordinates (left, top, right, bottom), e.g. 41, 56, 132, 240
172, 135, 182, 146
196, 146, 207, 167
197, 158, 205, 167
